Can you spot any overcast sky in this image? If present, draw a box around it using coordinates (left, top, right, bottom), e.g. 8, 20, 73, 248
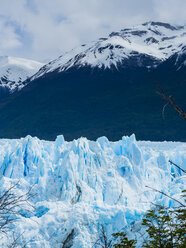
0, 0, 186, 62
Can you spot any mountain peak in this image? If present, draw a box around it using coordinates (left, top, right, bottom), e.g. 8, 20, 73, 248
0, 56, 43, 96
142, 21, 185, 30
31, 21, 186, 81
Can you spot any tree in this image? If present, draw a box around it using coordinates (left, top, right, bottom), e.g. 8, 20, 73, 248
93, 225, 112, 248
153, 78, 186, 120
142, 191, 186, 248
112, 176, 185, 247
142, 207, 173, 248
112, 232, 136, 248
0, 182, 34, 247
171, 190, 186, 248
141, 158, 186, 248
93, 226, 136, 248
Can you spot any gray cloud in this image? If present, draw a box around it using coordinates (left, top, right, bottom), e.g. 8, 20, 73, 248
0, 0, 186, 61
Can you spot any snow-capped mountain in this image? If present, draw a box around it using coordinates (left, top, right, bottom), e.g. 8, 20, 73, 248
32, 21, 186, 80
0, 134, 185, 247
0, 22, 185, 142
0, 56, 43, 97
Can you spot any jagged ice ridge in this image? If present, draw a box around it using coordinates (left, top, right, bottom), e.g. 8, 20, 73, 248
0, 134, 185, 247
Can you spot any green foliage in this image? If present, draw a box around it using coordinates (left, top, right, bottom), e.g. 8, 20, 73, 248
142, 190, 186, 248
112, 191, 185, 248
142, 207, 174, 248
112, 232, 136, 248
172, 190, 186, 248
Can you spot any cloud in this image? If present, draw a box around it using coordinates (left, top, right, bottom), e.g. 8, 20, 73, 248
0, 18, 22, 54
0, 0, 185, 61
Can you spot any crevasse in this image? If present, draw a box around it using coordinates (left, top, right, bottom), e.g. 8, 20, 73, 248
0, 134, 185, 247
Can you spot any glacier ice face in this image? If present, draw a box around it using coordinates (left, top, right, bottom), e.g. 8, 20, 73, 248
0, 135, 185, 247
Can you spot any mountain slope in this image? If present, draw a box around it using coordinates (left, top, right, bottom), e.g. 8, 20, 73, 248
0, 56, 43, 98
0, 22, 185, 141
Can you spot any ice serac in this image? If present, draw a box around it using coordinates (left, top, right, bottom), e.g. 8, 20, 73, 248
0, 56, 43, 97
0, 134, 185, 247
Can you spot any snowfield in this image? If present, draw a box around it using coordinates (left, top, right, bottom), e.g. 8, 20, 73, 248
0, 134, 185, 247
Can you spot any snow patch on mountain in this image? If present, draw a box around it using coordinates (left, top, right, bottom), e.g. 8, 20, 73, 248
0, 134, 185, 247
0, 56, 43, 93
31, 21, 186, 80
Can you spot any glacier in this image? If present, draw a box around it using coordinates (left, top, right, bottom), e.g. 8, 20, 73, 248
0, 134, 185, 247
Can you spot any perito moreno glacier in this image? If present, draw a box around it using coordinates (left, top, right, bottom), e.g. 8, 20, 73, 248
0, 134, 185, 247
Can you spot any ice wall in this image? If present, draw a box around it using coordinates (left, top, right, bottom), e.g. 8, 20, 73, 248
0, 134, 185, 247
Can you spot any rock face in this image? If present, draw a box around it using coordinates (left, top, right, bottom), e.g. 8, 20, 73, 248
0, 56, 43, 98
0, 134, 185, 247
